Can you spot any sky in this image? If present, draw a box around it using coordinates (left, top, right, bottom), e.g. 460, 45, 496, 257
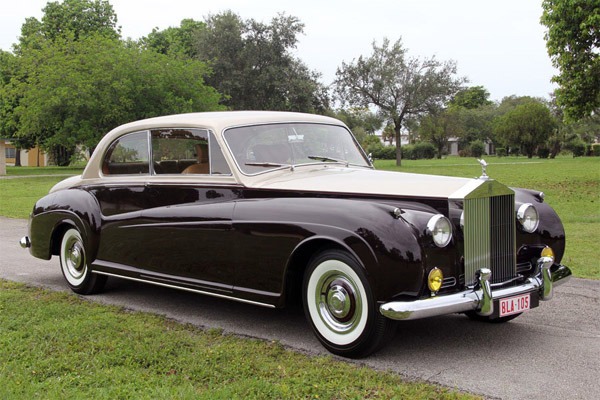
0, 0, 558, 102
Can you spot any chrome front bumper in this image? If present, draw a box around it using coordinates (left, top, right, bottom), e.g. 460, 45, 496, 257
380, 257, 572, 321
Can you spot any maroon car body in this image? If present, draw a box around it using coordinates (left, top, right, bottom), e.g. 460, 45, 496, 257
21, 111, 571, 357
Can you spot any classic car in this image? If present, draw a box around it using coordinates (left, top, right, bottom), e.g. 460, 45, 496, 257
20, 111, 572, 357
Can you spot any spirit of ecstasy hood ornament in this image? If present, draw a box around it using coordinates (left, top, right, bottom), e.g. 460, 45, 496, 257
477, 158, 489, 180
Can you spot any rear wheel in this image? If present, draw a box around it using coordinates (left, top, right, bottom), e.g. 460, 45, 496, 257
303, 249, 395, 358
60, 228, 106, 295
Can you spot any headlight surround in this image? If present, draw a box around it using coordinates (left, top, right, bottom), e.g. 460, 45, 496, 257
517, 203, 539, 233
426, 214, 453, 247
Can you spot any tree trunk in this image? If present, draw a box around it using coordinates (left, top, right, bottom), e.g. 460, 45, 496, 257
394, 118, 402, 166
15, 146, 21, 167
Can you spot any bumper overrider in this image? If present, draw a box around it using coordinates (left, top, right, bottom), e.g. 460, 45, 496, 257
380, 256, 572, 321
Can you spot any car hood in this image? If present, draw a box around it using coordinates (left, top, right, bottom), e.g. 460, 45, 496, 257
249, 166, 475, 199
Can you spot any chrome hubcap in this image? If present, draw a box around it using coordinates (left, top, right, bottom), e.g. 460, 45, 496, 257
326, 283, 352, 320
317, 275, 360, 333
65, 239, 85, 279
68, 243, 83, 271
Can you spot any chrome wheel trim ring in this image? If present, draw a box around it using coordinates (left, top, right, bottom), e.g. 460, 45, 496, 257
307, 259, 368, 346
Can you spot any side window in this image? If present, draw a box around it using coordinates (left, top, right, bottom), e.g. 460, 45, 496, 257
102, 131, 149, 175
209, 131, 232, 175
151, 129, 209, 174
150, 129, 231, 175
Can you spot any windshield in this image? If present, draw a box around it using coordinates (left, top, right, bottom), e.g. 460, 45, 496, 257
223, 123, 370, 175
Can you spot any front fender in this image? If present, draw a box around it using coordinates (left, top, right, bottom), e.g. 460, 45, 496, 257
514, 188, 566, 263
234, 197, 428, 302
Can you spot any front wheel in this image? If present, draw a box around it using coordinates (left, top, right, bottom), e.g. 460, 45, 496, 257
303, 249, 395, 358
60, 228, 106, 295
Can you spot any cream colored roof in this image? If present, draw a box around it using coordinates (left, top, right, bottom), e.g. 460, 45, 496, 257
83, 111, 345, 180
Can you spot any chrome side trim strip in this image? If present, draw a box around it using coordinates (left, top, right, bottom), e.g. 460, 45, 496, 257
93, 271, 276, 309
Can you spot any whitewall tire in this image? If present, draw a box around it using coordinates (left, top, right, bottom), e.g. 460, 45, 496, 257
303, 249, 395, 358
59, 228, 106, 294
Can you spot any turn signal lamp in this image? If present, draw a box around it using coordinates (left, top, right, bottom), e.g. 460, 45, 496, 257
541, 246, 555, 260
428, 268, 444, 293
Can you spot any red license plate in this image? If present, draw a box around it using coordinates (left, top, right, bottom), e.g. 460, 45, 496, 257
499, 293, 531, 317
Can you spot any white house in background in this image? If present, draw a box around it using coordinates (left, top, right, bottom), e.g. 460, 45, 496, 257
448, 137, 495, 156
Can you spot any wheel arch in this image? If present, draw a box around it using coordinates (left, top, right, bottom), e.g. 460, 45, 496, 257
283, 234, 377, 308
29, 188, 102, 261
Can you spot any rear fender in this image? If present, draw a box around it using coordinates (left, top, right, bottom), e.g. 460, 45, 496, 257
29, 188, 102, 261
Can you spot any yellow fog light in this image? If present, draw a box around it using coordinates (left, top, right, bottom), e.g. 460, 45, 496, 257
541, 246, 555, 259
428, 268, 444, 293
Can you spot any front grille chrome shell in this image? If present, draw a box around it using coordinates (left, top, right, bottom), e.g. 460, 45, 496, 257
451, 179, 516, 286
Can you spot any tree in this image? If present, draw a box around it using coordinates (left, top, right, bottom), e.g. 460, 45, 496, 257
331, 108, 383, 135
191, 11, 328, 112
334, 38, 466, 165
10, 34, 223, 162
15, 0, 119, 52
493, 99, 556, 158
142, 19, 205, 58
541, 0, 600, 120
449, 86, 493, 109
3, 0, 124, 163
419, 108, 463, 158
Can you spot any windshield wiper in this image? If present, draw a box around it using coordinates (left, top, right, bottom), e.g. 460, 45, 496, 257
307, 155, 349, 167
245, 162, 288, 167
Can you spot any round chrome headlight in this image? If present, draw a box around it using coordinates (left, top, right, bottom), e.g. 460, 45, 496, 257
427, 214, 453, 247
517, 203, 539, 233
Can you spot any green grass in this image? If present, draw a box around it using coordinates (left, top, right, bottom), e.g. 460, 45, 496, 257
0, 280, 476, 400
374, 156, 600, 279
5, 165, 84, 176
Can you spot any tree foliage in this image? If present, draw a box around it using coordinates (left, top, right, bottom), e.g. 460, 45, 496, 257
449, 86, 493, 109
334, 38, 466, 165
541, 0, 600, 120
12, 35, 222, 154
1, 1, 223, 165
15, 0, 119, 53
142, 19, 205, 58
493, 98, 556, 158
418, 108, 462, 158
190, 11, 328, 112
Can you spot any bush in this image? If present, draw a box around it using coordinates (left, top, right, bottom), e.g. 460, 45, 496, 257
470, 141, 486, 158
402, 145, 414, 160
361, 134, 382, 149
592, 143, 600, 157
458, 149, 471, 157
411, 142, 436, 159
570, 140, 587, 157
366, 143, 396, 160
496, 147, 507, 157
537, 146, 550, 159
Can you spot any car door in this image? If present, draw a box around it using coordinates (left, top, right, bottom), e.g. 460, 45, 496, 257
93, 128, 240, 293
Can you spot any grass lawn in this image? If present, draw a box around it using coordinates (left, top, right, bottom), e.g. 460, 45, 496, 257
0, 280, 476, 399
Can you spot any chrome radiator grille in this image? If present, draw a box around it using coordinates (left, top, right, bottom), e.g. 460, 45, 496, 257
463, 194, 516, 285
